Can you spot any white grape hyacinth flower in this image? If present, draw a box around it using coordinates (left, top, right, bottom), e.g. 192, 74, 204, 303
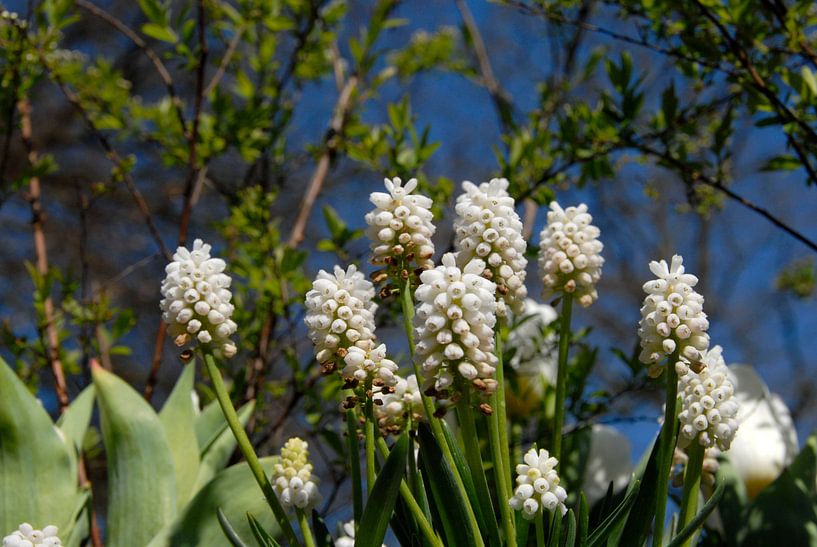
3, 524, 61, 547
509, 447, 568, 519
304, 265, 377, 369
538, 202, 604, 307
365, 177, 436, 279
413, 253, 499, 398
677, 346, 739, 450
335, 520, 386, 547
160, 238, 238, 357
373, 373, 425, 434
638, 254, 709, 377
453, 178, 528, 316
272, 437, 321, 511
342, 343, 398, 388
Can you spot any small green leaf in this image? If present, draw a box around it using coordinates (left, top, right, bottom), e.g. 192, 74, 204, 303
587, 480, 641, 547
358, 434, 410, 547
142, 23, 178, 43
247, 512, 280, 547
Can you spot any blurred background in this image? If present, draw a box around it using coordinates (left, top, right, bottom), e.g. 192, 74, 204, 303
0, 0, 815, 528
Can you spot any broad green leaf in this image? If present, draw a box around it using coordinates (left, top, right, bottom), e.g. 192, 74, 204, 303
146, 458, 281, 547
587, 480, 640, 547
159, 363, 200, 508
739, 434, 817, 545
191, 401, 255, 494
418, 424, 476, 546
195, 399, 229, 454
56, 385, 95, 471
358, 434, 410, 547
0, 357, 79, 531
93, 365, 177, 546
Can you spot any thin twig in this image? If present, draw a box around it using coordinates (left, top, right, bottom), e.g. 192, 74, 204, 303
204, 23, 246, 96
19, 98, 70, 413
75, 0, 188, 136
287, 70, 359, 247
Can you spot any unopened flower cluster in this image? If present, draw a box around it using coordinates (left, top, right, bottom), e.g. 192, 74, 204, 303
638, 255, 709, 377
538, 202, 604, 307
272, 437, 321, 511
160, 239, 238, 357
3, 524, 61, 547
414, 253, 498, 398
677, 346, 739, 450
365, 177, 435, 280
453, 178, 527, 316
374, 373, 424, 434
304, 265, 377, 369
509, 448, 568, 519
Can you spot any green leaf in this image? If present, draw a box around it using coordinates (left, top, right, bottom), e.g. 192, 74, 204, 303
0, 357, 80, 532
761, 154, 801, 172
138, 0, 165, 24
247, 512, 280, 547
587, 480, 641, 547
418, 424, 476, 546
578, 493, 589, 546
614, 434, 660, 545
564, 508, 577, 547
93, 364, 177, 546
159, 363, 200, 508
216, 508, 249, 547
142, 23, 178, 43
56, 385, 95, 458
147, 458, 281, 547
311, 509, 333, 547
666, 480, 726, 547
192, 401, 255, 494
358, 434, 410, 547
738, 433, 817, 545
714, 459, 746, 546
322, 205, 347, 241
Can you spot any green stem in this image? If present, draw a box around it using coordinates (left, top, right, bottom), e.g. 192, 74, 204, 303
455, 389, 497, 535
489, 391, 517, 547
376, 437, 442, 547
653, 351, 680, 547
400, 276, 485, 546
203, 353, 300, 546
677, 441, 705, 547
296, 509, 316, 547
346, 409, 363, 523
552, 293, 573, 463
494, 319, 511, 485
535, 514, 545, 547
365, 394, 377, 494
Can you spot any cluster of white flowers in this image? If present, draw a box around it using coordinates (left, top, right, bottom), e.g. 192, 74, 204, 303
373, 373, 424, 434
342, 343, 398, 389
365, 177, 436, 279
304, 265, 377, 369
453, 178, 528, 316
413, 253, 499, 398
160, 239, 238, 357
272, 437, 321, 511
538, 202, 604, 307
638, 255, 710, 377
677, 346, 739, 450
335, 520, 386, 547
3, 524, 61, 547
509, 448, 568, 520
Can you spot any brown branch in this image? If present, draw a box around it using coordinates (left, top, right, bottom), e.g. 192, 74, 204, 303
43, 57, 171, 260
75, 0, 188, 136
18, 99, 70, 413
634, 140, 817, 254
0, 22, 26, 200
287, 71, 359, 248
